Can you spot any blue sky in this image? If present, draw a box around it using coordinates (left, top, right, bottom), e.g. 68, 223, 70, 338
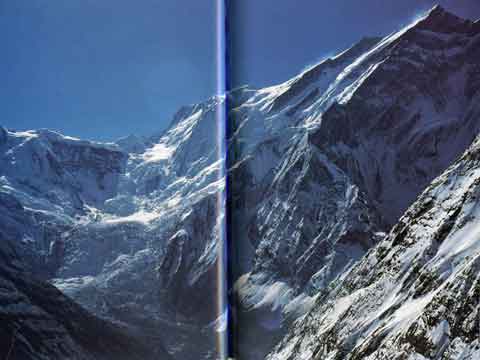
1, 1, 480, 141
0, 0, 217, 141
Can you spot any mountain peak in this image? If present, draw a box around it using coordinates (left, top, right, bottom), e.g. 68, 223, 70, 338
416, 4, 476, 34
428, 4, 446, 16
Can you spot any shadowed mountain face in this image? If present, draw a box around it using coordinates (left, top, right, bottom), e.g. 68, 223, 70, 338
0, 251, 170, 360
0, 5, 479, 360
228, 5, 480, 359
267, 126, 480, 360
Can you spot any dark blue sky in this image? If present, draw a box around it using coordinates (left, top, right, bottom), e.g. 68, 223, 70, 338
1, 1, 480, 141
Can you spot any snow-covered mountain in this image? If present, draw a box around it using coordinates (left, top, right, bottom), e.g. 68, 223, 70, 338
0, 96, 226, 359
228, 5, 480, 359
0, 4, 479, 360
267, 124, 480, 360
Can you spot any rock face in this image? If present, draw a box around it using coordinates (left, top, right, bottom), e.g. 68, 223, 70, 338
0, 129, 126, 208
0, 129, 127, 278
0, 254, 169, 360
228, 5, 480, 359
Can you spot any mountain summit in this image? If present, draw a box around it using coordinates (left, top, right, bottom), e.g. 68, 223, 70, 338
418, 4, 480, 34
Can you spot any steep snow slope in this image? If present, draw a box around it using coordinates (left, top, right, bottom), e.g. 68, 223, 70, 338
267, 128, 480, 360
229, 5, 480, 359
